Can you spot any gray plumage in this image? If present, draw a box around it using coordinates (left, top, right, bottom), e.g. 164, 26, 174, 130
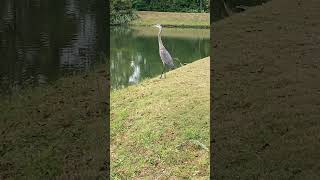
160, 48, 175, 68
153, 24, 175, 78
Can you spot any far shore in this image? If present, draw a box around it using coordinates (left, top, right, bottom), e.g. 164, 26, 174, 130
130, 11, 210, 28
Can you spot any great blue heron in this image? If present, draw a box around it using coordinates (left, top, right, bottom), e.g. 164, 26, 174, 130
153, 24, 175, 79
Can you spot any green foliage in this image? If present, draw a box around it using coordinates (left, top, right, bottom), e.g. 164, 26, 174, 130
111, 0, 137, 25
111, 0, 210, 25
132, 0, 209, 13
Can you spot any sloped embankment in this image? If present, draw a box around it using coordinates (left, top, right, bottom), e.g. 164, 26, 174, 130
111, 57, 210, 178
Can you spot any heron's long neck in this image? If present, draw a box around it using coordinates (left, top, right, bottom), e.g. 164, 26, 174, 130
158, 28, 164, 49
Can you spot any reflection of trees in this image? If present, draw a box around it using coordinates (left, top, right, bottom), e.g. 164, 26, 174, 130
165, 37, 210, 63
110, 27, 135, 89
111, 27, 210, 90
0, 0, 101, 94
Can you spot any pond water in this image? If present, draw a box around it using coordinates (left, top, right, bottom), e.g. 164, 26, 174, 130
0, 0, 106, 95
110, 26, 210, 90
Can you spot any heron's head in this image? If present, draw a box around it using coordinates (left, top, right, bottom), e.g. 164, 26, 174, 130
153, 24, 162, 29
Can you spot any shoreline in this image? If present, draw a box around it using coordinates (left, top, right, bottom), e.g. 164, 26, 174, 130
129, 24, 210, 29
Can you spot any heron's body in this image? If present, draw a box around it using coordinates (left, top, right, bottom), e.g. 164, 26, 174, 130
159, 47, 175, 68
154, 24, 175, 78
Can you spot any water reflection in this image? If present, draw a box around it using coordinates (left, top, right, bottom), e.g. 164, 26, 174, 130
0, 0, 106, 95
110, 26, 210, 90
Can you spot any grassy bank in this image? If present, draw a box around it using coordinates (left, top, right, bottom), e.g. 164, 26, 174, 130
213, 0, 320, 179
130, 11, 210, 28
111, 57, 210, 178
0, 67, 108, 178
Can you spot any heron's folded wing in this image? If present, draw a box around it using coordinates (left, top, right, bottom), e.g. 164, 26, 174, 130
160, 48, 174, 67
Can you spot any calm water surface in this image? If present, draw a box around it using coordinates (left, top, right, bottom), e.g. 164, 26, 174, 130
111, 26, 210, 90
0, 0, 106, 95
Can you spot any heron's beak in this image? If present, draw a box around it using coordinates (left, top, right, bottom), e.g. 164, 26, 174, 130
152, 25, 157, 28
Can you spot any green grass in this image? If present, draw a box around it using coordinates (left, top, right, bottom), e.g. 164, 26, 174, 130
130, 11, 210, 28
111, 57, 210, 178
0, 66, 108, 179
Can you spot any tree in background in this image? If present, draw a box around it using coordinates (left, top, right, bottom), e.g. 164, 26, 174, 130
132, 0, 209, 13
111, 0, 137, 25
111, 0, 210, 25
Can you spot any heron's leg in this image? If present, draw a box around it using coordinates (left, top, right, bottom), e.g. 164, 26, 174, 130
160, 64, 165, 79
164, 65, 168, 78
